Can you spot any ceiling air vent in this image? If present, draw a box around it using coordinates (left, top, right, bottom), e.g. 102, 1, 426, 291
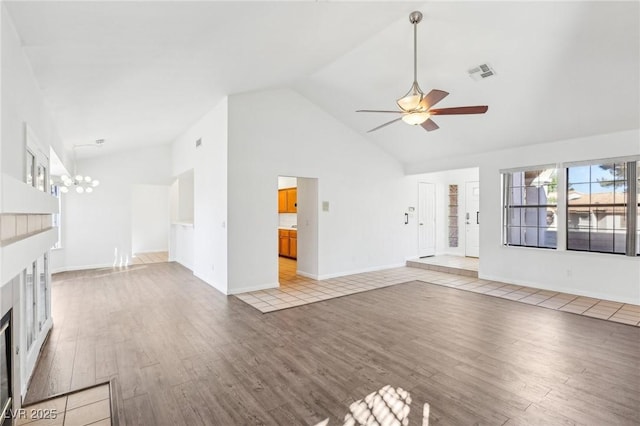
468, 63, 496, 81
195, 138, 202, 148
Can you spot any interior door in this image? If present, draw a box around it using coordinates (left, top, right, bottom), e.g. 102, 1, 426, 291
465, 181, 480, 257
418, 182, 436, 257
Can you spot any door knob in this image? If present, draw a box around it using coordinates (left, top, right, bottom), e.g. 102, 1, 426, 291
419, 223, 424, 226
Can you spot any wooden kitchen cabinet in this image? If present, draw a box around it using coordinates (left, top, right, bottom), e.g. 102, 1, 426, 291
278, 188, 297, 213
278, 190, 288, 213
286, 188, 297, 212
278, 229, 297, 259
279, 229, 290, 257
290, 232, 297, 259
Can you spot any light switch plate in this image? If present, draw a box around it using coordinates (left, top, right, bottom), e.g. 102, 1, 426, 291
322, 201, 330, 212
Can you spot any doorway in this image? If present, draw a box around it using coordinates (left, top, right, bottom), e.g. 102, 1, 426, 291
277, 176, 319, 284
418, 182, 436, 257
465, 181, 480, 257
131, 184, 171, 265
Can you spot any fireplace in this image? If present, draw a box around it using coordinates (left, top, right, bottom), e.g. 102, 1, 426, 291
0, 310, 11, 426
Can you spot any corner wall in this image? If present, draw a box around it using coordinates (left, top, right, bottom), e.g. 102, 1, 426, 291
170, 99, 228, 293
52, 145, 173, 272
227, 88, 414, 293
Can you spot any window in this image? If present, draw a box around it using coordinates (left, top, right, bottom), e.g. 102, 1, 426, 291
503, 168, 558, 248
36, 164, 47, 192
24, 262, 37, 350
567, 162, 629, 254
26, 150, 35, 187
37, 255, 49, 330
51, 185, 62, 249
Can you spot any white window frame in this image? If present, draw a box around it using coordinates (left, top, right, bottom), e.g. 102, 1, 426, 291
565, 158, 639, 256
502, 166, 559, 249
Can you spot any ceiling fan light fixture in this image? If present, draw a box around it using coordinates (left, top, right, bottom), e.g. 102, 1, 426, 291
356, 10, 488, 133
397, 82, 425, 112
402, 112, 431, 125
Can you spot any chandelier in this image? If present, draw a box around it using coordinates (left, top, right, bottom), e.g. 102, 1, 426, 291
59, 174, 100, 193
57, 139, 104, 194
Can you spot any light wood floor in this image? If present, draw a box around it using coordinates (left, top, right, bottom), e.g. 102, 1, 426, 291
27, 263, 640, 425
131, 251, 168, 265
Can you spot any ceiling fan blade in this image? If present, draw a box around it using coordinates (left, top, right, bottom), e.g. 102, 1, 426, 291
419, 89, 449, 110
420, 118, 439, 132
367, 117, 403, 133
429, 106, 489, 115
356, 109, 403, 113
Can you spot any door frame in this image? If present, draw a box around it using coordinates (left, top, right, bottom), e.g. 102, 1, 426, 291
465, 181, 480, 258
418, 182, 436, 258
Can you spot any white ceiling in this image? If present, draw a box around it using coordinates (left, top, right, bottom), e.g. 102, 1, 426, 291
5, 1, 639, 167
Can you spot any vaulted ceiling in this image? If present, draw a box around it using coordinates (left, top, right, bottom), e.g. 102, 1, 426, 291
5, 1, 639, 168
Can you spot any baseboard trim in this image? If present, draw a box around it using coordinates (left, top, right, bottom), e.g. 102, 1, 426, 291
51, 263, 117, 274
479, 273, 639, 305
193, 271, 227, 295
133, 249, 169, 255
296, 270, 318, 280
228, 282, 279, 295
316, 262, 406, 281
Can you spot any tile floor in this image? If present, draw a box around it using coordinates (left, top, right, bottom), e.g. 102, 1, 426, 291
234, 256, 640, 327
131, 251, 168, 265
16, 383, 111, 426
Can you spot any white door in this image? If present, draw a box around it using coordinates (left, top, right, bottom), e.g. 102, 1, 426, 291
418, 182, 436, 257
465, 181, 480, 257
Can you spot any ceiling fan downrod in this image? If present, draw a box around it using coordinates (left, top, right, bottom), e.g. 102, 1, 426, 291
397, 11, 425, 112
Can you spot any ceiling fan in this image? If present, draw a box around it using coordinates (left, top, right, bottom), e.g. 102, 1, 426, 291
357, 11, 488, 133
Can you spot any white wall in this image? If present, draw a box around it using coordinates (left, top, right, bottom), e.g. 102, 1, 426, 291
131, 184, 169, 254
0, 6, 70, 184
171, 99, 228, 293
227, 88, 413, 293
296, 177, 319, 278
408, 168, 479, 256
407, 129, 640, 304
176, 169, 194, 223
53, 145, 173, 271
0, 5, 60, 406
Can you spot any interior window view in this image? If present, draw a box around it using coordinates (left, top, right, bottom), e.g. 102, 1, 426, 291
567, 162, 629, 254
0, 2, 638, 426
504, 168, 558, 249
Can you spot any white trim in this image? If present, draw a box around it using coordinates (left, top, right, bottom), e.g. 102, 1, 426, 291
133, 249, 169, 255
296, 270, 318, 280
228, 282, 278, 295
563, 155, 640, 168
499, 163, 559, 174
50, 262, 117, 274
315, 262, 406, 281
193, 271, 227, 294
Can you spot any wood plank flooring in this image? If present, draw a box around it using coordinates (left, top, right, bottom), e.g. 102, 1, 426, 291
26, 263, 640, 425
